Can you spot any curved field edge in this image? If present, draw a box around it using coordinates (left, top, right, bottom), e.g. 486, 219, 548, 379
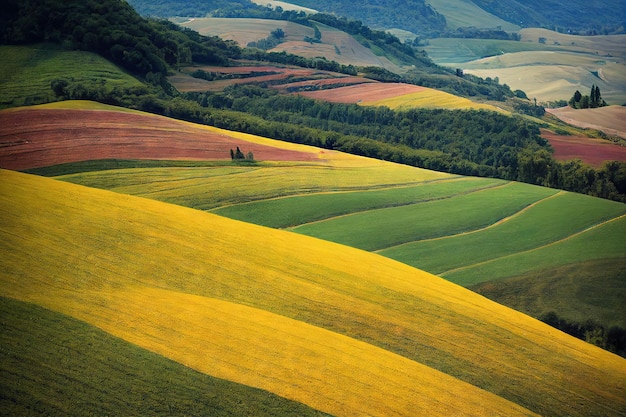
290, 182, 557, 251
1, 170, 625, 417
442, 214, 626, 286
16, 286, 539, 417
211, 177, 496, 228
380, 191, 626, 275
0, 297, 330, 417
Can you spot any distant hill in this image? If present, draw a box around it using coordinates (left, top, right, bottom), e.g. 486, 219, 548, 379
470, 0, 626, 33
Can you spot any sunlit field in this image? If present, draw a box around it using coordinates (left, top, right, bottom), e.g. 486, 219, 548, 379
2, 169, 625, 416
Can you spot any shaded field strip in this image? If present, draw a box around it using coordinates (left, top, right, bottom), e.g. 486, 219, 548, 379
283, 181, 509, 230
374, 191, 565, 253
0, 297, 330, 417
440, 213, 626, 277
210, 176, 467, 212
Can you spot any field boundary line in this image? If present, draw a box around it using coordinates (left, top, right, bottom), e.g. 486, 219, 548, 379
287, 181, 511, 231
439, 212, 626, 277
208, 176, 467, 212
374, 190, 564, 253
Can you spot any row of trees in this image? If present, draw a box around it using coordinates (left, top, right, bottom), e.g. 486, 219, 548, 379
568, 84, 607, 109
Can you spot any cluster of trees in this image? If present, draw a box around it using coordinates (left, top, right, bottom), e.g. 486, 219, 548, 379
191, 69, 278, 82
230, 146, 254, 162
240, 50, 358, 75
568, 85, 607, 109
247, 28, 285, 50
541, 311, 626, 357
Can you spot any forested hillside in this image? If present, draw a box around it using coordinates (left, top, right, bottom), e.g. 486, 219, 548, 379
470, 0, 626, 34
1, 0, 240, 86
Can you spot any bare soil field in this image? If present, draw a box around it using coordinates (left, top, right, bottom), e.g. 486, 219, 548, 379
169, 65, 347, 92
298, 83, 427, 103
277, 76, 376, 91
541, 128, 626, 167
0, 107, 319, 170
546, 105, 626, 139
181, 18, 313, 47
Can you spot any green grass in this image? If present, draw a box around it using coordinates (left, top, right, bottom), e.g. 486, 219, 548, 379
470, 258, 626, 329
25, 159, 238, 177
0, 44, 143, 108
424, 38, 548, 64
291, 182, 557, 251
0, 296, 330, 417
212, 177, 500, 228
443, 215, 626, 286
380, 191, 626, 275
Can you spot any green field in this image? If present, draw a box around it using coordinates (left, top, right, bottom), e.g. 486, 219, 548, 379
471, 258, 626, 328
0, 45, 144, 108
291, 182, 556, 251
213, 177, 492, 228
380, 192, 626, 277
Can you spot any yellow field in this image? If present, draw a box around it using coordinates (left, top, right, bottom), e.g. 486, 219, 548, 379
361, 88, 506, 112
2, 169, 625, 417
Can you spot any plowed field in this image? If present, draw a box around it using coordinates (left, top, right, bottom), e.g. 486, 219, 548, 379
0, 104, 320, 170
541, 128, 626, 167
299, 83, 426, 103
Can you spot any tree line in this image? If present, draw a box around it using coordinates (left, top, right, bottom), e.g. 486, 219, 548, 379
541, 311, 626, 358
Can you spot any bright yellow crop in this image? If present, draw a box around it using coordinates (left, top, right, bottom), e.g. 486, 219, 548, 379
1, 169, 624, 417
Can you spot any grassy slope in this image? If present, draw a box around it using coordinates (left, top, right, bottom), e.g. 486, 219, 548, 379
0, 297, 330, 417
470, 258, 626, 328
2, 169, 626, 417
0, 45, 143, 109
380, 191, 626, 276
291, 182, 555, 251
427, 0, 520, 31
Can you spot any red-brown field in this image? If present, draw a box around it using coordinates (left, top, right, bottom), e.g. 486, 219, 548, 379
0, 105, 319, 170
169, 65, 347, 92
277, 76, 376, 91
546, 106, 626, 139
541, 128, 626, 167
299, 83, 427, 103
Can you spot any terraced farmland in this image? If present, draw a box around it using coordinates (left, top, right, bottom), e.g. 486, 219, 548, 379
2, 169, 625, 417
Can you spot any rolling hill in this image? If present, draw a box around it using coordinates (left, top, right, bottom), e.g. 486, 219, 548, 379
428, 29, 626, 104
2, 101, 624, 355
2, 168, 625, 416
180, 17, 401, 70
